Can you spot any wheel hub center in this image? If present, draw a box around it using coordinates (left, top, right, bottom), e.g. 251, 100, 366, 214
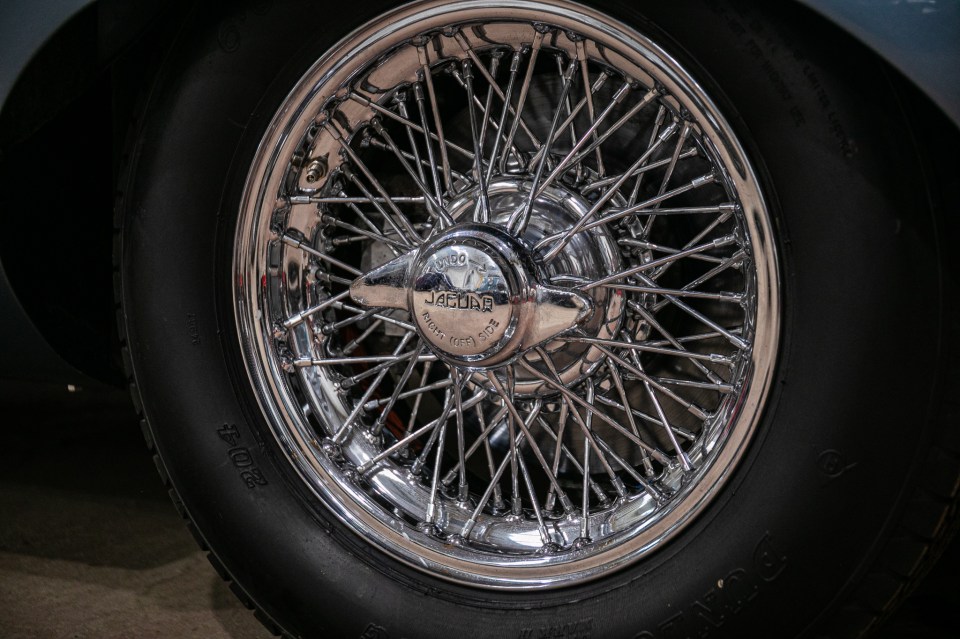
350, 222, 594, 368
410, 227, 520, 364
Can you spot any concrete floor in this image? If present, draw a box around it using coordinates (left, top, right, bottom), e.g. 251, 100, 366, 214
0, 381, 270, 639
0, 380, 957, 638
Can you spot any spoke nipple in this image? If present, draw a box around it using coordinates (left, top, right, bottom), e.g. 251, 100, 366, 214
712, 234, 735, 248
292, 357, 313, 369
544, 494, 557, 513
612, 477, 628, 499
321, 439, 343, 460
361, 428, 382, 446
350, 92, 371, 107
342, 463, 361, 484
537, 542, 561, 556
418, 518, 440, 537
694, 172, 718, 188
446, 533, 468, 548
281, 229, 306, 248
658, 121, 679, 142
533, 22, 552, 34
570, 536, 592, 551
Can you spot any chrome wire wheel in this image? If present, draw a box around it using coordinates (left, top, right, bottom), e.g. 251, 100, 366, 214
234, 0, 780, 588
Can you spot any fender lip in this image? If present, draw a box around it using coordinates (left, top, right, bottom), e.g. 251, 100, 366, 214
0, 0, 93, 118
796, 0, 960, 128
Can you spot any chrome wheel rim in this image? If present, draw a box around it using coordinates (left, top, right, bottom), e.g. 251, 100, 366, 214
234, 0, 780, 589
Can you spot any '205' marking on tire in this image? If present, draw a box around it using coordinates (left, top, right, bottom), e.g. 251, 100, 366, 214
217, 424, 269, 489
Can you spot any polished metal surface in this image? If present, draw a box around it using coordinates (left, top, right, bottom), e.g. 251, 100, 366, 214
233, 0, 781, 588
351, 223, 592, 368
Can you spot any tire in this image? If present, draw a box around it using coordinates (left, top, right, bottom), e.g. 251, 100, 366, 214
116, 1, 956, 637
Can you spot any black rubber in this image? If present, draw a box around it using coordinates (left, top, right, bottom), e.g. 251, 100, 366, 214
114, 1, 959, 637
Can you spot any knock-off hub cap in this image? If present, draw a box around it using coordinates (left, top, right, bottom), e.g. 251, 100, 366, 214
350, 223, 593, 368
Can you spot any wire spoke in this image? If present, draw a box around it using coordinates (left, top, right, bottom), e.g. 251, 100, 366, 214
460, 60, 491, 222
519, 353, 672, 464
507, 59, 578, 235
486, 371, 575, 513
416, 41, 453, 194
370, 119, 451, 224
579, 234, 735, 291
469, 32, 545, 170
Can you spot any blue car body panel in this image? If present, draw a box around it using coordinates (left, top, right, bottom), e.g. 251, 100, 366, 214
797, 0, 960, 127
0, 0, 94, 124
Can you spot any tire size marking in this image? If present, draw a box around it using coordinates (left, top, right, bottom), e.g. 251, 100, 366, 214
633, 532, 786, 638
217, 424, 268, 489
518, 618, 593, 639
187, 313, 201, 346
